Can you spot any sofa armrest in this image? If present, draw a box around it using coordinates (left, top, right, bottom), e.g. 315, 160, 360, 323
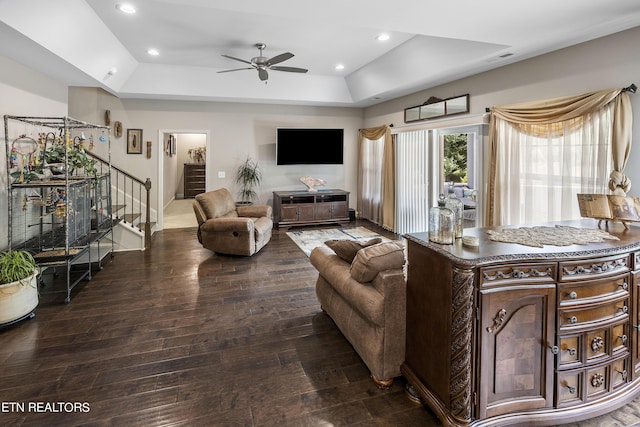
200, 217, 254, 232
237, 204, 272, 219
310, 245, 348, 270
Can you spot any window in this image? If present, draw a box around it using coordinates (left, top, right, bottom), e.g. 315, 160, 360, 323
492, 104, 613, 225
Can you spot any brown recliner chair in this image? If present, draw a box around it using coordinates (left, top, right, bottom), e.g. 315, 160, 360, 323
192, 188, 273, 256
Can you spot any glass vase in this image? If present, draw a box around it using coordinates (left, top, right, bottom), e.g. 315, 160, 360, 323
445, 193, 464, 239
429, 205, 454, 244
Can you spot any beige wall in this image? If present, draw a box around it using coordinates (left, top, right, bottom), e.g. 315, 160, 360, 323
68, 90, 363, 227
364, 26, 640, 195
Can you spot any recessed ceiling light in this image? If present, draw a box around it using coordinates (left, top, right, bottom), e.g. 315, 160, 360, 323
376, 33, 390, 41
108, 67, 118, 75
335, 64, 345, 70
116, 4, 136, 14
147, 48, 159, 56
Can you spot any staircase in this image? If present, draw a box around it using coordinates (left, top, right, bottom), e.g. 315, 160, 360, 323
89, 152, 155, 252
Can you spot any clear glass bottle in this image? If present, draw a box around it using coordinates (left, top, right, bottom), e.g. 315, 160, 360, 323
445, 193, 464, 239
429, 194, 454, 244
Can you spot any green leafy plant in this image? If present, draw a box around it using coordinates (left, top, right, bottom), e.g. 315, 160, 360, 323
0, 250, 37, 284
44, 143, 97, 178
235, 156, 262, 204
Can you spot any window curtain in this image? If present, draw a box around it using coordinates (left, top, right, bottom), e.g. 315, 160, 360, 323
357, 125, 394, 229
487, 88, 633, 226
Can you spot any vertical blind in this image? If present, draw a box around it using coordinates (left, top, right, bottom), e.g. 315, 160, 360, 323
394, 130, 434, 235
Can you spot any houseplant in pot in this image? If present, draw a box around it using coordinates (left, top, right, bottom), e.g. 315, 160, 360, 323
235, 156, 262, 205
0, 250, 39, 326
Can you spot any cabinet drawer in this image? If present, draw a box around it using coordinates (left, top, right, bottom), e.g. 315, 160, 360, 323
558, 274, 629, 305
612, 356, 630, 390
558, 295, 629, 330
558, 334, 581, 368
586, 364, 609, 400
559, 254, 630, 282
556, 355, 630, 407
558, 319, 629, 369
480, 263, 556, 287
557, 370, 583, 407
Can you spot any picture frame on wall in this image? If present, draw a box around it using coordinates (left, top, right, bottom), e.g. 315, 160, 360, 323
166, 135, 176, 157
127, 129, 143, 154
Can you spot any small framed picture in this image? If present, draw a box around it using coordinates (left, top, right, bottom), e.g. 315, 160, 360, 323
127, 129, 143, 154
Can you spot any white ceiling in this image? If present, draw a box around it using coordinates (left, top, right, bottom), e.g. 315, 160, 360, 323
1, 0, 640, 107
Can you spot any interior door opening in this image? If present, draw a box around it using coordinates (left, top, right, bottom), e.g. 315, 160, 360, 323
157, 130, 209, 230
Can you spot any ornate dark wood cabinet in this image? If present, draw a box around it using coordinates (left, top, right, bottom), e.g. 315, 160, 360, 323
183, 163, 206, 198
403, 220, 640, 427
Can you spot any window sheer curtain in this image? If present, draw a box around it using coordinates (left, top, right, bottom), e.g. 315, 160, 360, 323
487, 89, 633, 226
357, 125, 394, 229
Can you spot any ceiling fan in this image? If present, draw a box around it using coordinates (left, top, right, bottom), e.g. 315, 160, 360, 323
218, 43, 308, 82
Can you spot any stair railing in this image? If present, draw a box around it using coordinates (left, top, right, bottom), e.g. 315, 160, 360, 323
88, 151, 153, 249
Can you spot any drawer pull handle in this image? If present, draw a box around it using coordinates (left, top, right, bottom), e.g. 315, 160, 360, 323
568, 316, 578, 324
619, 334, 628, 344
618, 369, 628, 381
591, 336, 604, 352
568, 291, 578, 299
567, 385, 577, 394
567, 347, 577, 356
591, 373, 605, 388
620, 282, 629, 291
618, 305, 629, 314
550, 345, 559, 355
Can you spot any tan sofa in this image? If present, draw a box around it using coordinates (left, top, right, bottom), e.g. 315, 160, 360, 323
310, 240, 406, 388
192, 188, 273, 256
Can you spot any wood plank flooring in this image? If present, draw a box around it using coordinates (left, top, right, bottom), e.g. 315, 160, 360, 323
4, 221, 640, 426
0, 221, 439, 426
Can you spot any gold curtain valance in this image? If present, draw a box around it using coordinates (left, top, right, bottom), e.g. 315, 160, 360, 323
358, 125, 389, 141
491, 89, 622, 124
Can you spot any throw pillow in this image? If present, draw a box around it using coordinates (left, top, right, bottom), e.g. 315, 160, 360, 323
350, 241, 405, 283
325, 238, 382, 263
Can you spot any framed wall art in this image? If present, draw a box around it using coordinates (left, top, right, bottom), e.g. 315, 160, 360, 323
127, 129, 143, 154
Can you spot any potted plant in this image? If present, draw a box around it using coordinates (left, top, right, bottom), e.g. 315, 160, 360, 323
235, 156, 262, 205
0, 250, 39, 326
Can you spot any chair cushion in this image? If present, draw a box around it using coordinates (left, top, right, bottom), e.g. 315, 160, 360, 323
325, 238, 382, 263
350, 241, 405, 283
195, 188, 237, 219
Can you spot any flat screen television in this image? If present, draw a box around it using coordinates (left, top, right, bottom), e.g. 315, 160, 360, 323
276, 128, 344, 165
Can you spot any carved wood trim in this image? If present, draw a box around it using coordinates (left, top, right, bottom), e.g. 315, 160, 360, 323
449, 266, 475, 422
486, 309, 507, 334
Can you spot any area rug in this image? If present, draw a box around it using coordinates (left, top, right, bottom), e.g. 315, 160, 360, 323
287, 226, 390, 256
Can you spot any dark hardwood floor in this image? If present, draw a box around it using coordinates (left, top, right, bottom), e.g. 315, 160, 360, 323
0, 220, 440, 426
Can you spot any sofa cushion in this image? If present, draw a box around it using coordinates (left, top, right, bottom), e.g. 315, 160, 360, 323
195, 188, 237, 219
350, 241, 405, 283
325, 238, 382, 263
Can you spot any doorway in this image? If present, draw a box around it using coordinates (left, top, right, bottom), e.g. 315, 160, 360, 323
157, 130, 210, 230
437, 124, 485, 228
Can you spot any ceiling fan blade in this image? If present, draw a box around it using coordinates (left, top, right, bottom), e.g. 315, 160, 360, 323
270, 66, 308, 73
217, 67, 253, 74
258, 68, 269, 81
221, 54, 253, 65
267, 52, 294, 66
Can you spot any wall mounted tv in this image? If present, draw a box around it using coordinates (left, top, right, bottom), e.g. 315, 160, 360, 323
276, 128, 344, 165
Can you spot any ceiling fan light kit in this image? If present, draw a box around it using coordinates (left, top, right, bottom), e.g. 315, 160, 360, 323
218, 43, 308, 82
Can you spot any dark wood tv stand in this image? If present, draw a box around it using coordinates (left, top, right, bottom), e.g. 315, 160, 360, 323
272, 189, 350, 229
